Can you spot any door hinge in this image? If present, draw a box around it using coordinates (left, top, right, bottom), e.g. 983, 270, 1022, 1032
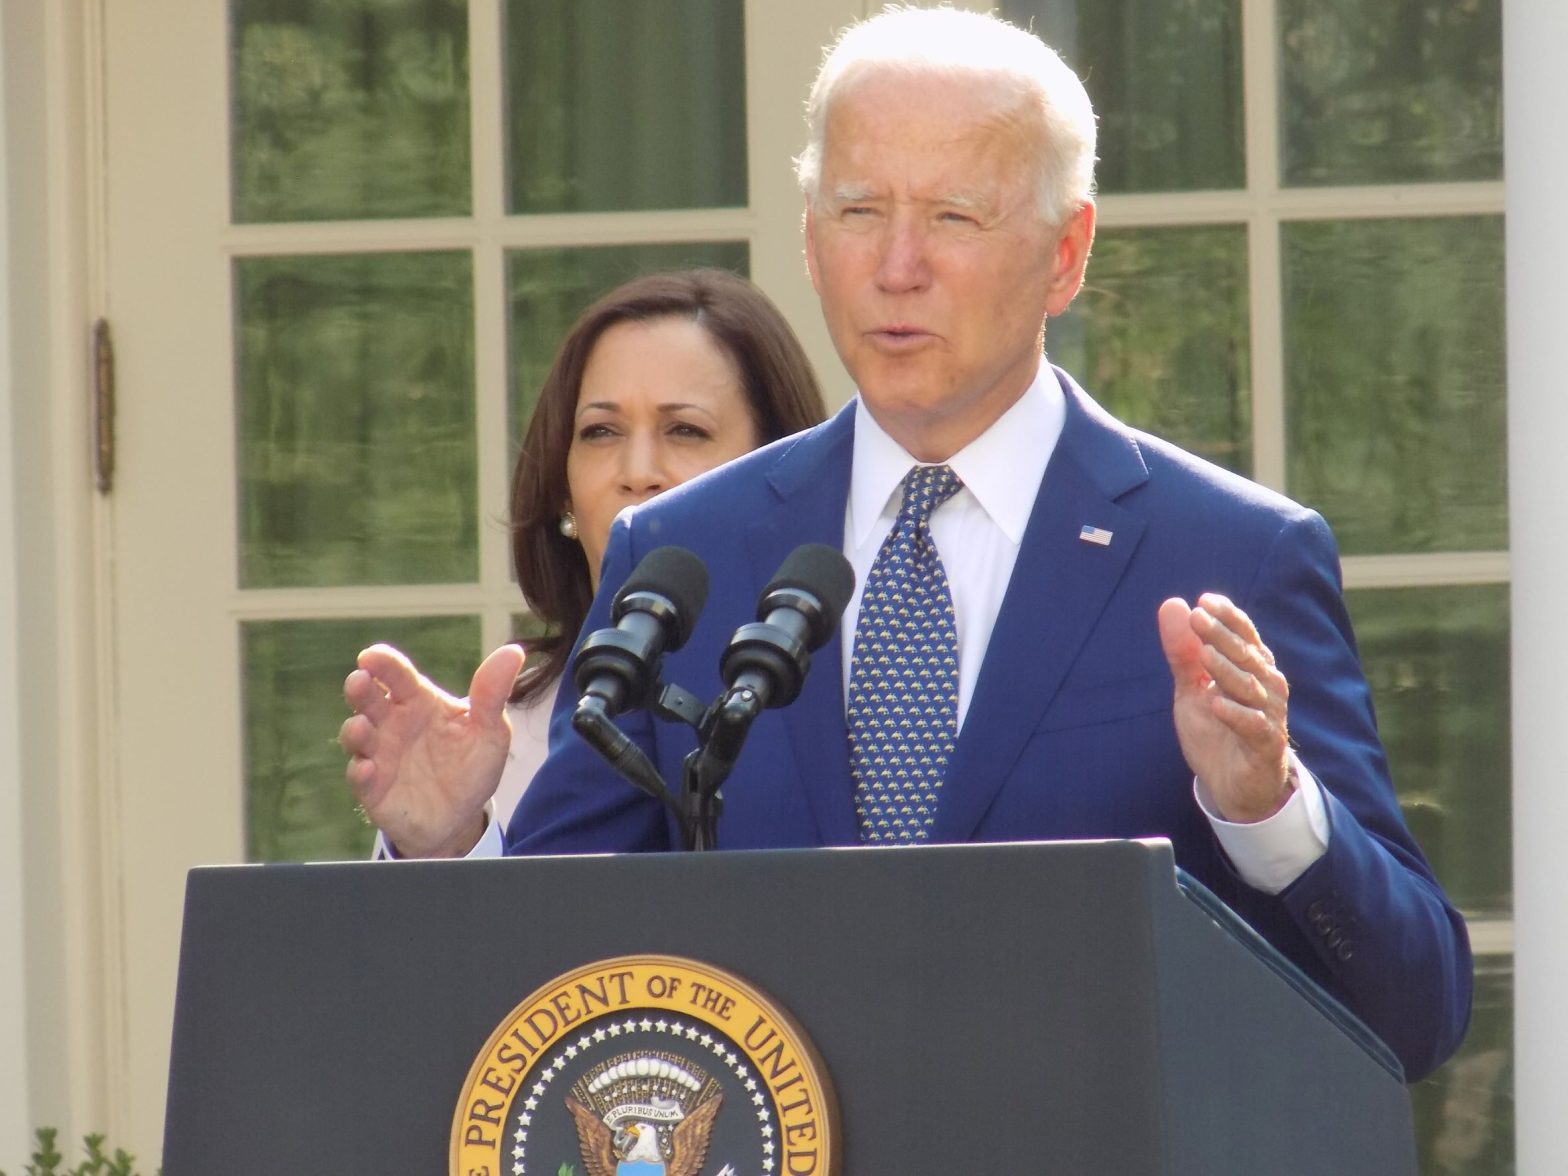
92, 317, 115, 494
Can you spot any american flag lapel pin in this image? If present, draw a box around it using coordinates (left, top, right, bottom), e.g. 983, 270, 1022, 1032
1079, 524, 1114, 547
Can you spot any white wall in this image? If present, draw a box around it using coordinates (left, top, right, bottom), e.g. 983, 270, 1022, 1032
1506, 0, 1568, 1169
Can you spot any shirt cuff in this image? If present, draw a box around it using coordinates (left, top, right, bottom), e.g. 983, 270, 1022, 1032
1194, 751, 1330, 895
371, 800, 502, 861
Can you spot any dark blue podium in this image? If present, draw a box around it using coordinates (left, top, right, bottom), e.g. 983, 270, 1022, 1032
163, 839, 1414, 1174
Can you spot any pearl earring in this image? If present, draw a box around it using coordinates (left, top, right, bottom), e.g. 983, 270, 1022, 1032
559, 511, 578, 540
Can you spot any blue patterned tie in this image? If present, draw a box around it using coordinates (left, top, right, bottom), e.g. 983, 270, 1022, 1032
849, 464, 963, 843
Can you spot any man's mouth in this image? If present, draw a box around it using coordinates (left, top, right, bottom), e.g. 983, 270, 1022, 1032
868, 325, 934, 349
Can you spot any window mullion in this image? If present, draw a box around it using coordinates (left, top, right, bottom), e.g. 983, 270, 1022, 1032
1240, 0, 1286, 492
1244, 215, 1286, 492
473, 0, 522, 652
1341, 552, 1511, 590
1467, 918, 1513, 957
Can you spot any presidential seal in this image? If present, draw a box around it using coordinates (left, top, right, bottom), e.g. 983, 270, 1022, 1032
451, 955, 837, 1176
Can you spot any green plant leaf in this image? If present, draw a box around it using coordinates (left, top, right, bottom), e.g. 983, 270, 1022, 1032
2, 1131, 155, 1176
29, 1124, 62, 1176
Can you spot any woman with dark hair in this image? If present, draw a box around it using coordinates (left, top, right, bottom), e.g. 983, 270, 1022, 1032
342, 270, 827, 844
508, 268, 827, 712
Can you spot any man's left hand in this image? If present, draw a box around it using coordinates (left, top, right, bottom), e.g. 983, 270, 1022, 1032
1158, 593, 1293, 824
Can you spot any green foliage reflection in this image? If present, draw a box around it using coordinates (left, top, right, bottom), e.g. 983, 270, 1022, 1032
232, 0, 471, 222
1346, 583, 1510, 915
244, 614, 479, 863
1411, 958, 1514, 1174
1283, 216, 1506, 555
1280, 0, 1503, 186
505, 0, 746, 213
236, 250, 477, 588
1051, 224, 1251, 473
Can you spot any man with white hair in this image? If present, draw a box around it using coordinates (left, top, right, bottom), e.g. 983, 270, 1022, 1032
346, 5, 1471, 1083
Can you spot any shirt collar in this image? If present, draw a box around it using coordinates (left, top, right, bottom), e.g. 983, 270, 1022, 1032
848, 363, 1066, 549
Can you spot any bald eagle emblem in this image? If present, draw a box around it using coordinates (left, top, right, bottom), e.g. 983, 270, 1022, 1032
565, 1053, 723, 1176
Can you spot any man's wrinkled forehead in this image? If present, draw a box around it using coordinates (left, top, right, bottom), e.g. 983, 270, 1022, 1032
816, 76, 1044, 202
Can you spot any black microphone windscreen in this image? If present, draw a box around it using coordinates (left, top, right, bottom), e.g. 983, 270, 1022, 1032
764, 543, 856, 620
615, 546, 710, 648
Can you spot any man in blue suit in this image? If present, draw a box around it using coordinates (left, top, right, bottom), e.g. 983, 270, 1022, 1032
344, 7, 1470, 1082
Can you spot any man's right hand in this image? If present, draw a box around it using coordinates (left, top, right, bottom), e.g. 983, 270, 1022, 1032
340, 642, 525, 858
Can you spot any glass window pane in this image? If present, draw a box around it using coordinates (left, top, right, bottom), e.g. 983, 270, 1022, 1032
243, 614, 481, 863
1279, 0, 1503, 187
1049, 224, 1251, 473
236, 250, 477, 588
1346, 584, 1510, 917
999, 0, 1244, 193
230, 0, 471, 223
1283, 216, 1506, 555
506, 242, 749, 435
504, 0, 746, 213
1411, 954, 1513, 1175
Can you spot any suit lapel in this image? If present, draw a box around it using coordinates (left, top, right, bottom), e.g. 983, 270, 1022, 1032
934, 371, 1152, 841
744, 403, 860, 845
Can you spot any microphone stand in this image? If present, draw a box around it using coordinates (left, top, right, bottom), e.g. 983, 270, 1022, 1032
574, 676, 766, 852
571, 695, 685, 826
680, 684, 765, 851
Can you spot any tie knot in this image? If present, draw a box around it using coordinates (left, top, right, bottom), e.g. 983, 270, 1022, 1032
899, 464, 962, 525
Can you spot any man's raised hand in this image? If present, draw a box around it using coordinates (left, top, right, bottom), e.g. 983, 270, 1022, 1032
1157, 594, 1293, 824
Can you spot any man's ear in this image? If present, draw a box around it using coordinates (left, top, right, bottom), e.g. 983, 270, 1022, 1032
1043, 201, 1096, 318
803, 201, 823, 296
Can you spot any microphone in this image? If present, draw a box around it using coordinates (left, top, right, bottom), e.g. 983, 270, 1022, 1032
718, 543, 856, 709
572, 546, 710, 716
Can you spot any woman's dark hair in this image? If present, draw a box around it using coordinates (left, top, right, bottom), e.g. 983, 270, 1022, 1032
509, 268, 828, 706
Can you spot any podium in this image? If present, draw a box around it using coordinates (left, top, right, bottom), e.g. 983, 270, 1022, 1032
163, 839, 1415, 1174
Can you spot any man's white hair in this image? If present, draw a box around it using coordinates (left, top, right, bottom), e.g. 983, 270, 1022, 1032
794, 4, 1098, 228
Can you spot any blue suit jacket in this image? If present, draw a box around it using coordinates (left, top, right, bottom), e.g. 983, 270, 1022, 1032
510, 368, 1472, 1081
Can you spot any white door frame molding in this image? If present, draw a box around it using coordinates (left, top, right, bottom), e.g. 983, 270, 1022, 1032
0, 0, 31, 1154
0, 0, 116, 1158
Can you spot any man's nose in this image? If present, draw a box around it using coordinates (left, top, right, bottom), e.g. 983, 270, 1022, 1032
874, 217, 931, 292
